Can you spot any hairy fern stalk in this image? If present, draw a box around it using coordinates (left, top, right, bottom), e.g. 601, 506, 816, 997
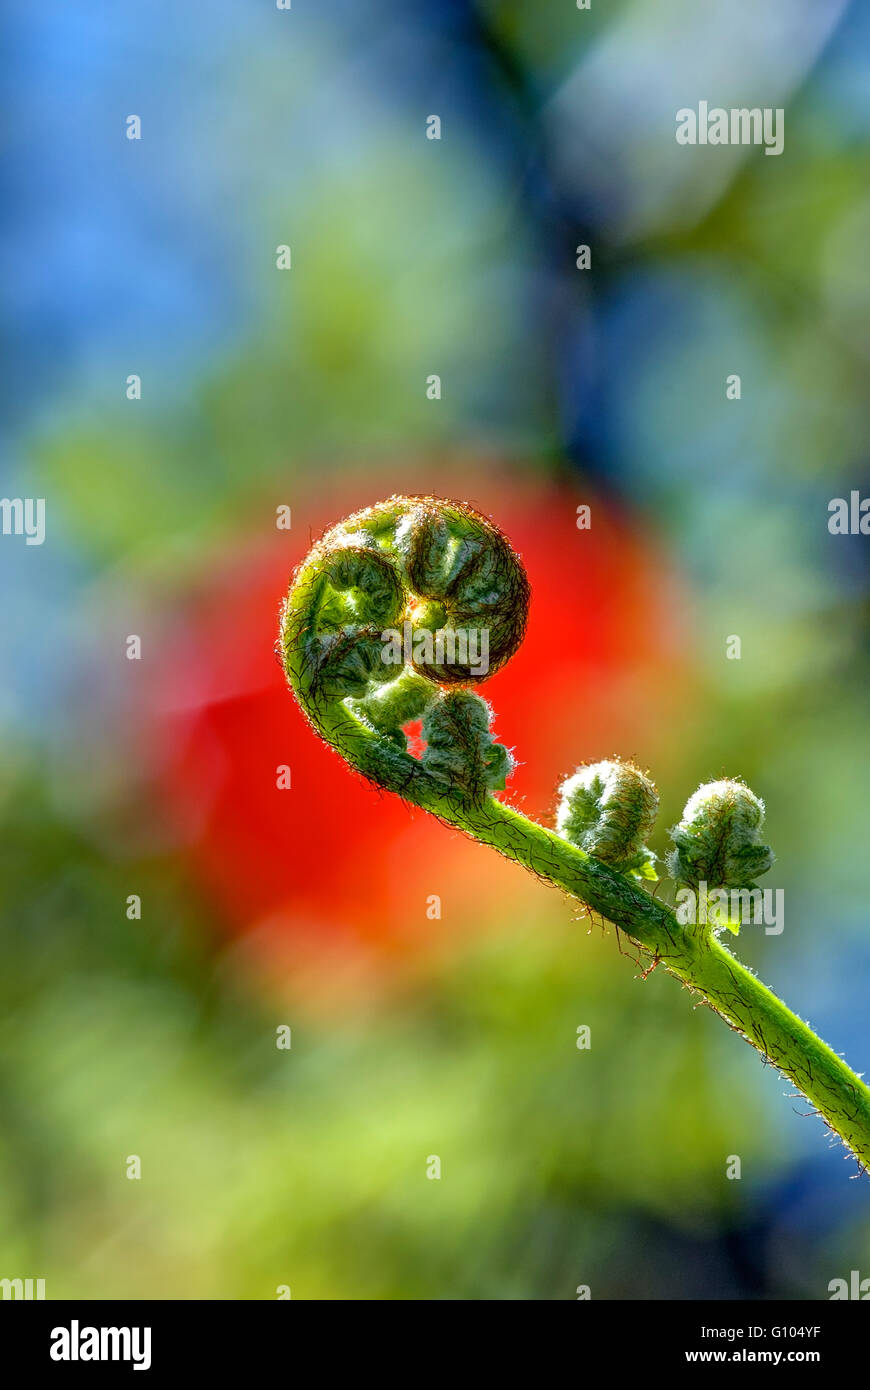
279, 494, 870, 1169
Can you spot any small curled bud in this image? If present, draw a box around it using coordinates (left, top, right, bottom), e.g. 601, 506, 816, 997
555, 760, 658, 881
391, 498, 530, 685
295, 544, 404, 700
422, 691, 514, 798
279, 499, 870, 1168
667, 778, 774, 903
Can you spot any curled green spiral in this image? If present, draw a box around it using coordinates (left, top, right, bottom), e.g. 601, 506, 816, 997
279, 494, 870, 1170
279, 495, 526, 803
667, 779, 774, 894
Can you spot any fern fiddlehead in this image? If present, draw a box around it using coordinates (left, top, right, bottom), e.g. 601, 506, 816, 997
279, 495, 870, 1169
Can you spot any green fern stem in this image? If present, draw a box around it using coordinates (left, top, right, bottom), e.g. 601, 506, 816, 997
280, 496, 870, 1169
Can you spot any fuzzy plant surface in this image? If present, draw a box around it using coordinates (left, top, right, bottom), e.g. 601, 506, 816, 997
279, 494, 870, 1170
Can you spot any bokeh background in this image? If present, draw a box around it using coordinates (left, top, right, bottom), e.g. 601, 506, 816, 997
2, 0, 870, 1299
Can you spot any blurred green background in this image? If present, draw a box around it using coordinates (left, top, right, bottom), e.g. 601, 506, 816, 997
2, 0, 870, 1298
